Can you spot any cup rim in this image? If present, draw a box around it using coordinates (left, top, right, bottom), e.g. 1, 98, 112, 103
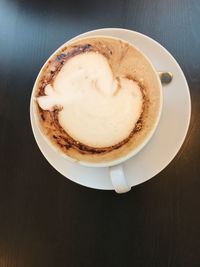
31, 33, 163, 168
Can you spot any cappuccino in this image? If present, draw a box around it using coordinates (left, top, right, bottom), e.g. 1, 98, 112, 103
34, 37, 161, 164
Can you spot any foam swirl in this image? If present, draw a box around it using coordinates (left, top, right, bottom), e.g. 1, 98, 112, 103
34, 37, 162, 165
37, 51, 143, 148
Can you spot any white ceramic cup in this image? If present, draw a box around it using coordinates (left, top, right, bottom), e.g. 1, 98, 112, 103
31, 34, 163, 194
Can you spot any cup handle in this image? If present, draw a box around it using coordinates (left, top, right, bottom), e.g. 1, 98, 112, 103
109, 165, 131, 193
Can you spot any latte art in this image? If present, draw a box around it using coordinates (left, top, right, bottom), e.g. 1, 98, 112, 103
37, 52, 143, 148
34, 37, 161, 164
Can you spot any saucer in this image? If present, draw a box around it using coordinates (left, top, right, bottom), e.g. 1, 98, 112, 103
30, 28, 191, 190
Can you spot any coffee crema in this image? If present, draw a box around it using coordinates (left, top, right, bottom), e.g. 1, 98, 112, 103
34, 37, 161, 164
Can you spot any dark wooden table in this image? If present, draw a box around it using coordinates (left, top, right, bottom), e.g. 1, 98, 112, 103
0, 0, 200, 266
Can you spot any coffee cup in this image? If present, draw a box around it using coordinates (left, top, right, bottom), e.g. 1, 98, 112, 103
31, 35, 162, 193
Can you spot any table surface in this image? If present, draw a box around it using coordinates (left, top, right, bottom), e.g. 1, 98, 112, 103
0, 0, 200, 266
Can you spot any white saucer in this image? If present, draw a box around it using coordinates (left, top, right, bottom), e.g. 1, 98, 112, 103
30, 28, 191, 190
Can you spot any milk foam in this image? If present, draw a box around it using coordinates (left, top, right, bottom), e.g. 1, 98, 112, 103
37, 52, 143, 147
